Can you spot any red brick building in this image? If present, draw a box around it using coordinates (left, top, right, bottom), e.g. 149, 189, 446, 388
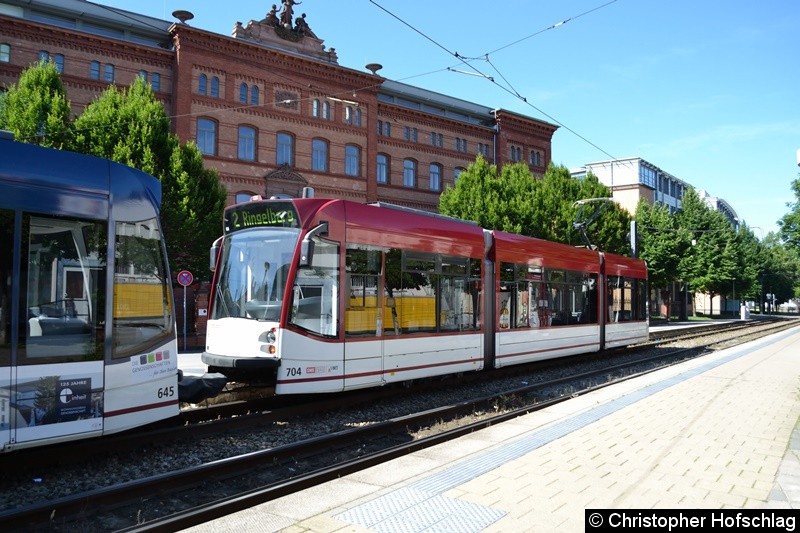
0, 0, 557, 212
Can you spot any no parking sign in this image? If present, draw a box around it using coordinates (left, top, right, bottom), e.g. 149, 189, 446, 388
177, 270, 193, 286
177, 270, 193, 350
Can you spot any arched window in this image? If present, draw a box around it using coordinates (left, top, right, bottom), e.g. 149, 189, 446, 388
151, 73, 161, 91
345, 145, 361, 176
53, 54, 64, 73
0, 43, 10, 63
354, 108, 362, 127
312, 139, 328, 172
197, 118, 217, 156
376, 154, 389, 184
89, 60, 100, 80
210, 76, 220, 98
322, 101, 330, 120
239, 83, 248, 104
104, 63, 115, 83
198, 73, 208, 95
235, 192, 255, 203
429, 163, 442, 192
276, 132, 293, 166
403, 159, 416, 188
312, 99, 320, 117
238, 125, 256, 161
250, 85, 259, 106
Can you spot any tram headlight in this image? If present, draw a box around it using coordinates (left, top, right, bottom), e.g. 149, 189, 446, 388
266, 327, 277, 344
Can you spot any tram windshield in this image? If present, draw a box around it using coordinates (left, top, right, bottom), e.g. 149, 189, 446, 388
211, 228, 301, 321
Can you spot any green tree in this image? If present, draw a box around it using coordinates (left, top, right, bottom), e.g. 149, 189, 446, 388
72, 77, 226, 278
677, 188, 738, 315
779, 172, 800, 250
0, 59, 72, 148
635, 199, 687, 318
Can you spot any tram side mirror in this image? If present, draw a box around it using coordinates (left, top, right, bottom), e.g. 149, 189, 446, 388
299, 222, 328, 268
209, 236, 223, 272
299, 239, 315, 268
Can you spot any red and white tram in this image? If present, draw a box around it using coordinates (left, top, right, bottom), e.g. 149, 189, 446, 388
202, 196, 648, 392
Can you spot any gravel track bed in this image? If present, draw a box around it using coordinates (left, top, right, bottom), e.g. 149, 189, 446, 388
0, 319, 793, 515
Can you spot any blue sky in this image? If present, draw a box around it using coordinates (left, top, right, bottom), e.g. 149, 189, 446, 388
94, 0, 799, 238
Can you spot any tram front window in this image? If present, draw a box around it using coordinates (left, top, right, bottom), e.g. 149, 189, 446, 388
212, 228, 300, 321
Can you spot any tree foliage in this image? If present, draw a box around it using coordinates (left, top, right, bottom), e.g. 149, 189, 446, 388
439, 157, 631, 254
0, 59, 72, 148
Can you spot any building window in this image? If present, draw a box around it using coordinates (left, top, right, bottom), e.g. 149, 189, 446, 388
429, 163, 442, 192
250, 86, 259, 106
312, 139, 328, 172
104, 63, 115, 83
463, 139, 468, 153
377, 154, 389, 184
38, 50, 49, 63
345, 106, 354, 125
235, 192, 254, 203
354, 108, 362, 127
53, 54, 64, 73
0, 43, 10, 63
454, 167, 464, 183
239, 83, 248, 104
404, 127, 410, 141
151, 72, 160, 91
276, 132, 293, 166
197, 118, 217, 156
138, 70, 148, 81
238, 126, 256, 161
210, 76, 220, 98
312, 99, 320, 117
345, 144, 361, 176
403, 159, 416, 188
89, 60, 99, 80
198, 73, 207, 95
322, 101, 330, 120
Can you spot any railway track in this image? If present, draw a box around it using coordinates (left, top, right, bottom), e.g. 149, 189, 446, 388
0, 317, 796, 531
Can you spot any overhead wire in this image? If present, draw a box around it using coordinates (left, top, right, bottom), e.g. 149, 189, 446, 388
367, 0, 627, 163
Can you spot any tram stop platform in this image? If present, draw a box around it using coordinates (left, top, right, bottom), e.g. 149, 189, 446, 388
183, 324, 800, 532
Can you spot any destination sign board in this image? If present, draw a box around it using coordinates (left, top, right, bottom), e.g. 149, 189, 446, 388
224, 201, 300, 233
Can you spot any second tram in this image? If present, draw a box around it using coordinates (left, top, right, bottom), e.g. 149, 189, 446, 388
0, 136, 179, 452
202, 196, 648, 392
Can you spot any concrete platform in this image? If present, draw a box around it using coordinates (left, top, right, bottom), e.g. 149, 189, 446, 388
181, 325, 800, 532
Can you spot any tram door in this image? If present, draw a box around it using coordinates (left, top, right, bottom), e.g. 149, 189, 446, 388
0, 208, 12, 450
10, 214, 106, 448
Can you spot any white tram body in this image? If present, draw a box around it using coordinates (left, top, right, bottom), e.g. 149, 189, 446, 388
0, 137, 179, 451
202, 197, 648, 393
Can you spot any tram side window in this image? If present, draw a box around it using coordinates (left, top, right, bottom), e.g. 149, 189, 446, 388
607, 276, 646, 322
384, 249, 480, 335
112, 218, 174, 358
0, 209, 12, 365
499, 263, 598, 329
290, 237, 339, 337
21, 215, 106, 363
345, 246, 382, 337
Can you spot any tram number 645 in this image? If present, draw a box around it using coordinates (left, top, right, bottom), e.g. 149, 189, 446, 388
286, 367, 302, 377
157, 386, 175, 398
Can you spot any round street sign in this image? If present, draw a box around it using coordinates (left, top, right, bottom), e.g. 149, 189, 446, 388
177, 270, 193, 286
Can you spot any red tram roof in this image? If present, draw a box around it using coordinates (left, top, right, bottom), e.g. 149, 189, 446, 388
603, 252, 648, 279
342, 201, 486, 257
491, 230, 602, 273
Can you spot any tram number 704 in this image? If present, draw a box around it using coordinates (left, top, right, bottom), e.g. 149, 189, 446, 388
286, 367, 303, 377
